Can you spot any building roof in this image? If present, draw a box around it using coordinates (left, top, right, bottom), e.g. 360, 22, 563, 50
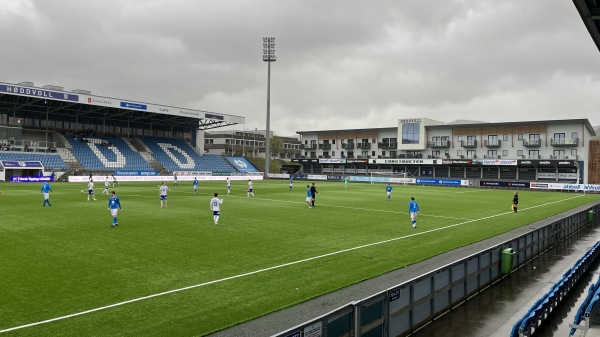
297, 119, 596, 137
573, 0, 600, 53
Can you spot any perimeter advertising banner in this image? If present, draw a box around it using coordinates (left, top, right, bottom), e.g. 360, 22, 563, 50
416, 178, 462, 186
480, 180, 531, 188
530, 183, 600, 191
69, 175, 263, 183
10, 176, 53, 182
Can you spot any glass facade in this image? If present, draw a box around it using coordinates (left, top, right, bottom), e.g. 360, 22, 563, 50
401, 123, 420, 144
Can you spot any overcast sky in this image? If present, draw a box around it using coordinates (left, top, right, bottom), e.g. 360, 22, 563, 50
1, 0, 599, 136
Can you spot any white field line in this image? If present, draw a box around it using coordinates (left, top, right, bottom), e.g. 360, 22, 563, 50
0, 194, 584, 334
228, 195, 476, 221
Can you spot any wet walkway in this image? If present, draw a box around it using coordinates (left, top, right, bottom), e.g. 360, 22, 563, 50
413, 224, 600, 337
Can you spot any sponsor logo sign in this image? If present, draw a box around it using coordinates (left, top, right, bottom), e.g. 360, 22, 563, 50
480, 180, 530, 188
371, 159, 436, 165
114, 170, 158, 176
416, 178, 461, 185
120, 101, 147, 110
479, 159, 517, 166
10, 176, 53, 182
442, 159, 472, 165
204, 113, 224, 120
0, 84, 79, 102
319, 158, 346, 164
1, 160, 44, 168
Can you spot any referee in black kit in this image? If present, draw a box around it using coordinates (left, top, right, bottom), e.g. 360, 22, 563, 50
310, 182, 319, 207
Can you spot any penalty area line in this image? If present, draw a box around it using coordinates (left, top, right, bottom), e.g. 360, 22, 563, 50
0, 194, 584, 334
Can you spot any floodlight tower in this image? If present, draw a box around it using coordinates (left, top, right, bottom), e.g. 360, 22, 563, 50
263, 37, 276, 177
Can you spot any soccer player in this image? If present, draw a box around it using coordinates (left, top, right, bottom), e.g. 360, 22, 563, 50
247, 179, 255, 197
289, 177, 293, 191
108, 191, 122, 227
210, 192, 224, 225
159, 181, 171, 208
102, 177, 110, 195
41, 181, 53, 206
173, 174, 179, 187
226, 177, 231, 195
87, 180, 97, 201
111, 174, 118, 186
408, 197, 420, 228
306, 185, 312, 208
193, 177, 199, 194
310, 182, 318, 207
512, 192, 519, 213
386, 183, 392, 200
344, 176, 349, 188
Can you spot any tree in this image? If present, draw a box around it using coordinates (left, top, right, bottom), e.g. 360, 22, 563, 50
270, 136, 283, 159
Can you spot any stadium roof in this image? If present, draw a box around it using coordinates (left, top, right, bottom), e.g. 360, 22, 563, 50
573, 0, 600, 53
0, 81, 244, 132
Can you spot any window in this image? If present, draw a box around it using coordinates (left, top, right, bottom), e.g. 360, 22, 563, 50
518, 134, 523, 140
310, 152, 316, 158
432, 150, 440, 158
529, 150, 539, 159
554, 133, 566, 143
517, 150, 523, 156
401, 123, 420, 144
466, 150, 476, 158
348, 151, 354, 157
571, 149, 577, 156
487, 150, 497, 157
457, 150, 463, 156
529, 134, 540, 140
323, 152, 329, 157
372, 138, 376, 143
390, 151, 397, 157
488, 135, 498, 141
340, 151, 344, 157
503, 134, 509, 141
554, 149, 565, 156
457, 136, 462, 142
361, 151, 369, 158
372, 151, 376, 157
332, 151, 335, 157
572, 132, 578, 140
305, 140, 308, 144
502, 150, 508, 156
332, 139, 336, 144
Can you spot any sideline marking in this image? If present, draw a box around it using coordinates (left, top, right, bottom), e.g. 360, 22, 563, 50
0, 194, 584, 334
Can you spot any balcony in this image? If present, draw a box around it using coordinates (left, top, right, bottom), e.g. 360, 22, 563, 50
483, 155, 501, 159
341, 143, 355, 149
357, 143, 371, 149
522, 155, 540, 160
377, 142, 397, 149
428, 140, 451, 148
551, 138, 579, 147
484, 140, 501, 148
523, 139, 541, 147
405, 153, 423, 159
461, 140, 477, 148
318, 143, 331, 150
302, 144, 317, 150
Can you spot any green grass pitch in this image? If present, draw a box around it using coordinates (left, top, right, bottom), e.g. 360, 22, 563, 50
0, 180, 598, 336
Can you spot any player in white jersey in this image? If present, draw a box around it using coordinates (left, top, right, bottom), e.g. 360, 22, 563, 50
87, 180, 96, 201
247, 179, 254, 197
226, 178, 231, 195
210, 192, 224, 225
102, 177, 110, 194
159, 181, 171, 208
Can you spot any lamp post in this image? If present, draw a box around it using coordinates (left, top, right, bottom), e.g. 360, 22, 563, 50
263, 37, 276, 177
254, 127, 257, 156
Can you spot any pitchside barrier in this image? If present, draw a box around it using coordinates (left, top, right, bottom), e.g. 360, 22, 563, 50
271, 202, 600, 337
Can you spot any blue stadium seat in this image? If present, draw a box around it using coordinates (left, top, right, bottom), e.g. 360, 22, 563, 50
65, 136, 152, 171
139, 136, 235, 172
0, 153, 68, 170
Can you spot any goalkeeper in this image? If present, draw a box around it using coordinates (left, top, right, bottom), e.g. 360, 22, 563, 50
408, 197, 420, 229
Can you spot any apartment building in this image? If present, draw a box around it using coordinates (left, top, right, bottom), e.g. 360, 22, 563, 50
203, 130, 302, 159
296, 118, 597, 183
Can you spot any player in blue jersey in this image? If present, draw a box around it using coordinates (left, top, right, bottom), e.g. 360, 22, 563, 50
41, 181, 53, 206
408, 197, 420, 228
159, 181, 171, 208
193, 177, 199, 194
289, 177, 293, 191
386, 183, 392, 200
108, 191, 122, 227
306, 185, 312, 208
210, 192, 224, 225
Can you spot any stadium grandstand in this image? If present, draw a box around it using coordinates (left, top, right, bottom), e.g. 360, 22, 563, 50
0, 81, 256, 181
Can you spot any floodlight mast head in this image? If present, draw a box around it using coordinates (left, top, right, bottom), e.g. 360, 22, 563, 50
262, 37, 276, 177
